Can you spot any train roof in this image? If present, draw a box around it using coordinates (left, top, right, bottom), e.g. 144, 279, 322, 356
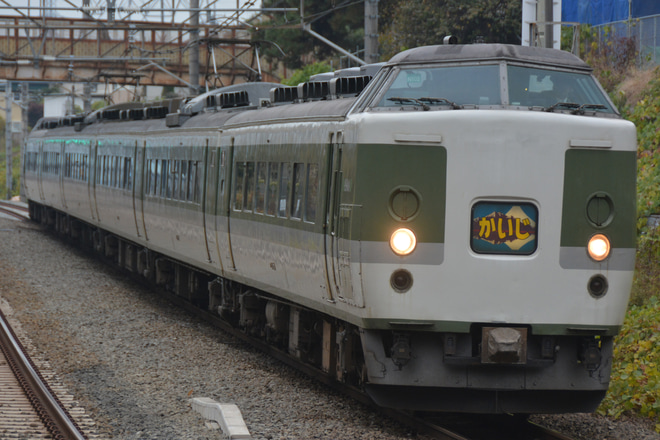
30, 44, 603, 135
387, 44, 591, 71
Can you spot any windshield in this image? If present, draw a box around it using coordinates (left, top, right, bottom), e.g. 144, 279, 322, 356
377, 64, 501, 108
507, 65, 614, 113
373, 63, 615, 114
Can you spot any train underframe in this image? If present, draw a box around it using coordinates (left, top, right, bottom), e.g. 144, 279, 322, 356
30, 202, 368, 388
30, 201, 613, 414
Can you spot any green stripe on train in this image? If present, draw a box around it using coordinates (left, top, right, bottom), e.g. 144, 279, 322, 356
560, 149, 636, 248
352, 143, 447, 244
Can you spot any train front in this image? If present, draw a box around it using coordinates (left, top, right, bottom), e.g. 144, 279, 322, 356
345, 45, 637, 413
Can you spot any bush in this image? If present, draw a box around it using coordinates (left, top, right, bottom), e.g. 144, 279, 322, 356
281, 62, 332, 86
598, 296, 660, 433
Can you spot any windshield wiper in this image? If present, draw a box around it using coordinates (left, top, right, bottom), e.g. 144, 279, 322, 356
571, 104, 607, 115
419, 97, 462, 109
544, 102, 581, 112
387, 97, 430, 110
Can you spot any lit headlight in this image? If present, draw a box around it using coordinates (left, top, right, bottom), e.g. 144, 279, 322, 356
588, 234, 610, 262
390, 228, 417, 256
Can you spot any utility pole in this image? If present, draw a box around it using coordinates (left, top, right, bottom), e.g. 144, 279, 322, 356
21, 82, 28, 200
544, 0, 554, 49
5, 81, 12, 200
189, 0, 200, 96
364, 0, 379, 63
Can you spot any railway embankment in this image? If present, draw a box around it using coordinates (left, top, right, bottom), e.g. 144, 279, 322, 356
604, 67, 660, 433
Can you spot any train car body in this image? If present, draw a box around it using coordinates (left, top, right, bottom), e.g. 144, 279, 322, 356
23, 44, 637, 414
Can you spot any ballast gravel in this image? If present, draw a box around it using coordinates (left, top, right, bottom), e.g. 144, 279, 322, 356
0, 216, 658, 440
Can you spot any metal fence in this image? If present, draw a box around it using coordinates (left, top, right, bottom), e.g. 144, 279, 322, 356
595, 14, 660, 65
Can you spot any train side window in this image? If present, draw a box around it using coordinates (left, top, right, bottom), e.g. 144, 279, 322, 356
266, 162, 279, 216
234, 162, 246, 210
255, 162, 267, 214
64, 153, 71, 178
161, 160, 169, 197
181, 160, 189, 201
155, 160, 162, 195
170, 160, 176, 198
145, 159, 152, 194
278, 162, 291, 218
189, 161, 196, 202
194, 161, 202, 204
111, 156, 117, 187
244, 162, 256, 212
117, 156, 124, 188
291, 163, 304, 220
82, 155, 88, 181
172, 160, 180, 199
125, 157, 132, 190
305, 164, 319, 223
103, 156, 109, 186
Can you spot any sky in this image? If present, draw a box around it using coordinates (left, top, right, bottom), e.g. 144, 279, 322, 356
2, 0, 258, 24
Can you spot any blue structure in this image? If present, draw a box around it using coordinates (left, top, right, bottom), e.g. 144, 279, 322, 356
562, 0, 660, 25
562, 0, 660, 64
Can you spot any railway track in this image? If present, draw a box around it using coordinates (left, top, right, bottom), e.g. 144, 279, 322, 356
0, 200, 29, 221
0, 307, 88, 440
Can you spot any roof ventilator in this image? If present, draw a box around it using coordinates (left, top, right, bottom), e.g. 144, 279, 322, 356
270, 86, 299, 104
330, 75, 371, 97
205, 90, 250, 110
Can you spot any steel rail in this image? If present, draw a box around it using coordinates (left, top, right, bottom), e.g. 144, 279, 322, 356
0, 205, 28, 220
0, 308, 87, 440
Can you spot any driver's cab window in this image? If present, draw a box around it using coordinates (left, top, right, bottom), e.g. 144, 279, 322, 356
377, 64, 501, 108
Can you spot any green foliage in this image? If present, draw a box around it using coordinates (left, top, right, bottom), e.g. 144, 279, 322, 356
91, 100, 108, 111
0, 137, 21, 199
625, 68, 660, 233
631, 232, 660, 306
379, 0, 522, 60
598, 296, 660, 432
254, 0, 364, 70
281, 62, 332, 86
578, 25, 638, 93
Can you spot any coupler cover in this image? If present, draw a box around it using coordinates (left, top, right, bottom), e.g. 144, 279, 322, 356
481, 327, 527, 364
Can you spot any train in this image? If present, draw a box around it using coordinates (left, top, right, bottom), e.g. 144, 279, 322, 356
23, 43, 637, 414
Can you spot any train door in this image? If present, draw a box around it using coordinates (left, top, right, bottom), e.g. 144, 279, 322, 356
37, 142, 45, 202
86, 140, 95, 220
132, 139, 145, 239
217, 141, 236, 272
91, 140, 101, 222
323, 131, 363, 307
59, 141, 67, 209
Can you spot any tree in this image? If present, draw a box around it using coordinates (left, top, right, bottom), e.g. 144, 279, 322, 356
281, 62, 332, 85
253, 0, 364, 70
379, 0, 522, 60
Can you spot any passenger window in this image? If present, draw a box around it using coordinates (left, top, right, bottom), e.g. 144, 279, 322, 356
145, 159, 152, 194
266, 162, 279, 216
305, 164, 319, 223
125, 157, 132, 190
172, 160, 180, 199
291, 162, 304, 219
194, 162, 202, 204
234, 162, 246, 211
103, 156, 109, 186
255, 162, 267, 214
181, 160, 189, 200
168, 160, 175, 198
161, 160, 169, 197
244, 162, 256, 212
278, 163, 291, 217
